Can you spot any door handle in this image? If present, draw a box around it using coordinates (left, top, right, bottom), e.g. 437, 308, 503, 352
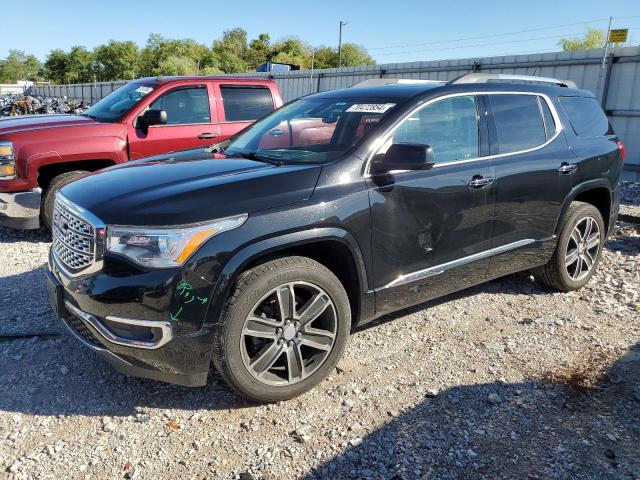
197, 132, 218, 140
468, 176, 494, 188
558, 162, 578, 174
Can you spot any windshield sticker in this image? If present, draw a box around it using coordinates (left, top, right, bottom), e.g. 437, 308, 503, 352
135, 86, 153, 95
346, 103, 396, 114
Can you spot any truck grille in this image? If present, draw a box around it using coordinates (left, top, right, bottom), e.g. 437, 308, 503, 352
52, 199, 95, 273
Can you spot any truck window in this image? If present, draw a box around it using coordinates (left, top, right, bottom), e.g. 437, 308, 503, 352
149, 87, 210, 125
558, 96, 610, 137
489, 94, 546, 154
220, 86, 274, 122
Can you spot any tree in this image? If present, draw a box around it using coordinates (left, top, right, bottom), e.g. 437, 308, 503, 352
93, 40, 139, 80
559, 27, 606, 51
158, 55, 198, 75
44, 49, 68, 84
309, 44, 375, 69
338, 43, 376, 67
139, 34, 214, 76
246, 33, 271, 69
66, 46, 94, 83
212, 28, 249, 73
0, 50, 42, 83
270, 37, 312, 68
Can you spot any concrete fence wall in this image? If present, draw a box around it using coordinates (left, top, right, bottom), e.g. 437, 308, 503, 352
30, 46, 640, 171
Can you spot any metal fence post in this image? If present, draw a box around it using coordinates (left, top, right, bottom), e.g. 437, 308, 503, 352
601, 53, 615, 110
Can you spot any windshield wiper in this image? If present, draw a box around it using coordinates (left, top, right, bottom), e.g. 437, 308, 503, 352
80, 113, 97, 120
228, 151, 284, 166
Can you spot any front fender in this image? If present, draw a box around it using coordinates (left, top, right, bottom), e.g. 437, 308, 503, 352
199, 227, 371, 329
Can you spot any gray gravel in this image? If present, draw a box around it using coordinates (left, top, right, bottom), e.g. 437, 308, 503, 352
0, 184, 639, 480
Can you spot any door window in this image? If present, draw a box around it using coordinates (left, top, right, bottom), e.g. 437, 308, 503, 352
220, 86, 274, 122
489, 94, 546, 154
149, 87, 211, 125
392, 95, 479, 164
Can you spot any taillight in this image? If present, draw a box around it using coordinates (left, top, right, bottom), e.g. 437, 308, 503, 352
617, 140, 626, 162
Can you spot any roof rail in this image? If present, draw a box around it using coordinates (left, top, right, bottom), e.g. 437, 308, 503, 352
450, 73, 577, 89
351, 78, 444, 88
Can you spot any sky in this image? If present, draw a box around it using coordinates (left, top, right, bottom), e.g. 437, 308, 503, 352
1, 0, 638, 65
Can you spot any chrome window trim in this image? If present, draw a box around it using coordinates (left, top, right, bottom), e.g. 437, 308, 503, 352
363, 91, 563, 177
377, 238, 536, 290
65, 302, 173, 350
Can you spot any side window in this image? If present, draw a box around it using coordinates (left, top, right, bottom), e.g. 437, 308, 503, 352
558, 96, 610, 137
392, 95, 479, 164
149, 87, 210, 125
220, 86, 274, 122
489, 95, 546, 154
538, 97, 557, 140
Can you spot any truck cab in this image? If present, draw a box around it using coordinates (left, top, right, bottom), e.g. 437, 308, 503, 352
0, 76, 283, 229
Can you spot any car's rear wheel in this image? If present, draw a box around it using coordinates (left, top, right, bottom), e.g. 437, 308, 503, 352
534, 201, 605, 291
41, 170, 88, 230
212, 256, 351, 402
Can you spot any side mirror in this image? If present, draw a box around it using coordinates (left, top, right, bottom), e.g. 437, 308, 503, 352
371, 143, 435, 174
138, 109, 167, 130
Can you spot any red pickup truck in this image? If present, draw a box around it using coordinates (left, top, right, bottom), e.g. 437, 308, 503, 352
0, 76, 283, 229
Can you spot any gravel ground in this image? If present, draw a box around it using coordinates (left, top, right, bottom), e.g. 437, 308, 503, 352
0, 183, 638, 480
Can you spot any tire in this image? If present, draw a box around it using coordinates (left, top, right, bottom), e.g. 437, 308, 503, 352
212, 256, 351, 402
534, 201, 605, 292
41, 170, 88, 230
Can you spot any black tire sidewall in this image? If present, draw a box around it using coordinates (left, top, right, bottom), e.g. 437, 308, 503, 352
218, 259, 351, 402
554, 203, 605, 290
41, 171, 88, 229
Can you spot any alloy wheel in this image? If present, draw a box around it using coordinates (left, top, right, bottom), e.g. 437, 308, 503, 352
240, 281, 338, 386
565, 216, 601, 281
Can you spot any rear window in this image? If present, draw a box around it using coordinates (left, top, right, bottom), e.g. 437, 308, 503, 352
221, 86, 274, 122
559, 96, 610, 137
489, 94, 546, 154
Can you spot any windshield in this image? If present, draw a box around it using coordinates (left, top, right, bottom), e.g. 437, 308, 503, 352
83, 82, 155, 122
223, 97, 403, 163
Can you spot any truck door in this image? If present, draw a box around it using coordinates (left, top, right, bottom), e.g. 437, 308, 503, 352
127, 83, 220, 160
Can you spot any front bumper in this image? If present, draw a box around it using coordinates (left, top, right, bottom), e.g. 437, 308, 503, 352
48, 251, 216, 387
0, 188, 41, 229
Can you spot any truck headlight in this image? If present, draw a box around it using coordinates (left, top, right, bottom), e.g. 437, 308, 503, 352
0, 141, 15, 178
106, 214, 248, 268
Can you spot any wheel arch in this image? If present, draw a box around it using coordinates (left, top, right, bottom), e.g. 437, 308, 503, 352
555, 179, 613, 237
205, 227, 373, 328
36, 159, 117, 191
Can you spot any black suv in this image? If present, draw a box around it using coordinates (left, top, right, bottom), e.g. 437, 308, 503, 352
47, 74, 625, 402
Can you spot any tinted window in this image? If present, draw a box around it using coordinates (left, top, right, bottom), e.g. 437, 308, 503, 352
489, 95, 546, 154
149, 87, 210, 125
392, 95, 479, 164
539, 97, 556, 140
559, 96, 609, 137
221, 86, 274, 121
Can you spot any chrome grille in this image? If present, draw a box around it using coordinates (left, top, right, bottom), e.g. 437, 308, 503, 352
52, 199, 95, 273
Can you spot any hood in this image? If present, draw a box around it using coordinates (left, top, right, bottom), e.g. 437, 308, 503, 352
61, 149, 322, 226
0, 114, 98, 136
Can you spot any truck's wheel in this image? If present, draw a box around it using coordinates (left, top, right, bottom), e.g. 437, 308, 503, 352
212, 256, 351, 402
41, 171, 88, 230
533, 201, 605, 292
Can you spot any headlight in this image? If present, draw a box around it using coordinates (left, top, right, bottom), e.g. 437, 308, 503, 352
106, 213, 248, 268
0, 141, 15, 178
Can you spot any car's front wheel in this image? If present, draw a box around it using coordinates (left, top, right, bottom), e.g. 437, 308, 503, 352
534, 201, 605, 291
212, 256, 351, 402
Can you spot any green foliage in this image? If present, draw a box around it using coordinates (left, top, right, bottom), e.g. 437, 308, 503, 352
0, 50, 42, 83
27, 28, 376, 83
559, 27, 606, 52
